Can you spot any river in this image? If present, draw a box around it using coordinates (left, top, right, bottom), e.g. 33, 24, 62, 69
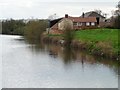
1, 35, 118, 88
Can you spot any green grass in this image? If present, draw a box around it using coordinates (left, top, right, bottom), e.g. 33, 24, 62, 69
74, 29, 118, 41
74, 28, 119, 53
47, 28, 119, 58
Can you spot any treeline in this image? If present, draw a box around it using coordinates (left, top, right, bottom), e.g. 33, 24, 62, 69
2, 19, 49, 40
2, 19, 25, 35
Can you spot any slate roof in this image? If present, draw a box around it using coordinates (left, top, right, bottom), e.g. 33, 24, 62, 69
82, 11, 105, 18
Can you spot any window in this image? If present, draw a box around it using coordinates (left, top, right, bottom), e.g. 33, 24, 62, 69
73, 22, 78, 26
78, 22, 82, 26
86, 22, 90, 26
91, 22, 95, 26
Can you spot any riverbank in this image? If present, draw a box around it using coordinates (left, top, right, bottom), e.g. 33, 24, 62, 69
42, 28, 119, 60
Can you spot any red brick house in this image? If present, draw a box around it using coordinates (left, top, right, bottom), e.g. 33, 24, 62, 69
49, 14, 97, 34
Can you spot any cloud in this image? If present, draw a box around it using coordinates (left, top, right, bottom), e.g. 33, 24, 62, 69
0, 0, 119, 19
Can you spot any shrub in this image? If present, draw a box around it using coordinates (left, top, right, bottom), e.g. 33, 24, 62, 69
24, 20, 48, 40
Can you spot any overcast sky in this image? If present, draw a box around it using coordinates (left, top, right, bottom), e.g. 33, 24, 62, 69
0, 0, 119, 19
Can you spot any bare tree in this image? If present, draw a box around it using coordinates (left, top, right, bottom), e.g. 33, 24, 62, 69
112, 1, 120, 16
94, 9, 107, 18
113, 1, 120, 29
48, 13, 58, 20
102, 13, 108, 18
117, 1, 120, 9
115, 1, 120, 16
94, 9, 102, 15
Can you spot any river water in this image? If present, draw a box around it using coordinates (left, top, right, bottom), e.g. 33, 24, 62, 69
1, 35, 118, 88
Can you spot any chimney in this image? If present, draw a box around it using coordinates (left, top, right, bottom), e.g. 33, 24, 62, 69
82, 12, 85, 18
65, 14, 68, 18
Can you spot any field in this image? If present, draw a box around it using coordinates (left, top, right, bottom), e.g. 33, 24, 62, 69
73, 28, 119, 59
74, 28, 119, 53
46, 28, 119, 59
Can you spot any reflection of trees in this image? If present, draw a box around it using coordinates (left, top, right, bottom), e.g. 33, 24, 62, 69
48, 49, 58, 58
96, 57, 119, 75
45, 43, 119, 71
62, 45, 76, 64
25, 39, 45, 53
79, 52, 86, 69
63, 47, 119, 74
33, 42, 45, 52
45, 43, 59, 58
24, 39, 119, 74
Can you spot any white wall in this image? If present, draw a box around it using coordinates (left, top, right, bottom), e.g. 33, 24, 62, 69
58, 18, 73, 30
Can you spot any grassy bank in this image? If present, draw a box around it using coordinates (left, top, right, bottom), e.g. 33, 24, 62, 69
73, 29, 119, 59
44, 28, 119, 60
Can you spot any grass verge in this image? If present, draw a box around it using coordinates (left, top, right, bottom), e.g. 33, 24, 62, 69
44, 28, 119, 59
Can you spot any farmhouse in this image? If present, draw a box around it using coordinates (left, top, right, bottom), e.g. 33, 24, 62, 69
49, 14, 97, 34
81, 11, 106, 27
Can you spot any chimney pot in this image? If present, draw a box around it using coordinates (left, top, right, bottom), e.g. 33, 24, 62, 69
82, 12, 85, 18
65, 14, 68, 18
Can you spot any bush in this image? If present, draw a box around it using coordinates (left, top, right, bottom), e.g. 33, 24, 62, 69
114, 15, 120, 29
24, 20, 48, 40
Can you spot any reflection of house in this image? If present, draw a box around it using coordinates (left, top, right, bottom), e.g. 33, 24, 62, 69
49, 14, 97, 34
81, 11, 106, 27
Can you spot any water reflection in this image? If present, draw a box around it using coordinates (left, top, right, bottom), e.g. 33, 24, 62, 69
26, 39, 119, 73
2, 35, 118, 88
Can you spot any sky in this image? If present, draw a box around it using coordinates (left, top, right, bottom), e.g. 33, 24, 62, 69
0, 0, 119, 19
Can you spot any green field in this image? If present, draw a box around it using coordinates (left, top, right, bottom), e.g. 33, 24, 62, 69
74, 29, 118, 49
47, 28, 119, 59
74, 29, 119, 56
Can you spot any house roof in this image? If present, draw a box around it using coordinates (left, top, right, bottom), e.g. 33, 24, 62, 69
50, 18, 62, 27
67, 16, 97, 22
82, 11, 105, 18
50, 15, 97, 28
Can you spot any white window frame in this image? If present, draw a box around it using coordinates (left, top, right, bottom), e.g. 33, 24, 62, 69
86, 22, 90, 26
91, 22, 95, 26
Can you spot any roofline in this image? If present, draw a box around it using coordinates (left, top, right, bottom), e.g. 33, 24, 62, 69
83, 11, 106, 18
50, 18, 63, 21
49, 18, 63, 28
